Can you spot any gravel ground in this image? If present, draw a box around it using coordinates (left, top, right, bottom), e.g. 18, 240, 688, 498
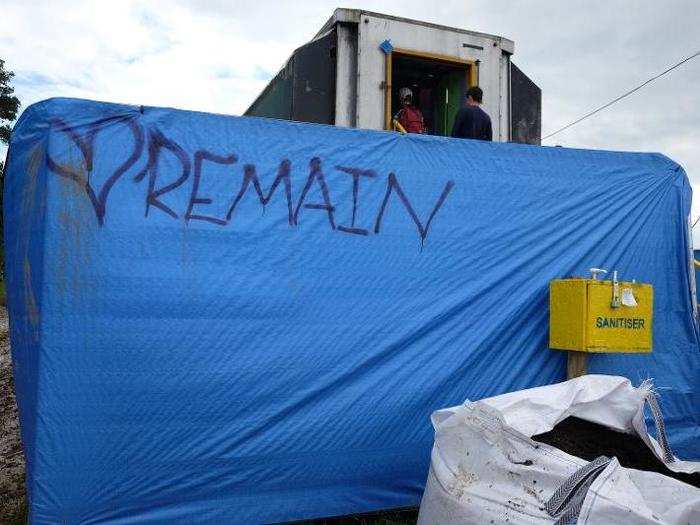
0, 306, 27, 524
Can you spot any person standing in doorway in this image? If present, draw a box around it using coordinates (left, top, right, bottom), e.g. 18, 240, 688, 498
394, 87, 426, 134
451, 86, 492, 141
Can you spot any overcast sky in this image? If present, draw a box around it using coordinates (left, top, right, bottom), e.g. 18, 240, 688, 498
2, 1, 699, 222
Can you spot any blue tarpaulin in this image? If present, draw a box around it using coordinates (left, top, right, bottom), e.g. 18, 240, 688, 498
5, 98, 700, 524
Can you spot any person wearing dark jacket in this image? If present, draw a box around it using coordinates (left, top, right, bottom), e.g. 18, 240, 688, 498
451, 86, 492, 141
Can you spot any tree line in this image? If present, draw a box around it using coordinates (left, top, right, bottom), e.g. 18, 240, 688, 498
1, 58, 20, 281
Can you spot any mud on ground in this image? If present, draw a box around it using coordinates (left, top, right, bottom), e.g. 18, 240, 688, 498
0, 306, 27, 524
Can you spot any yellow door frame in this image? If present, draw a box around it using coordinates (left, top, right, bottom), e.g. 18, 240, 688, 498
385, 48, 478, 130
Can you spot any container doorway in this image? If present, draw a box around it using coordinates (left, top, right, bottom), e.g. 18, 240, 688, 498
386, 51, 476, 136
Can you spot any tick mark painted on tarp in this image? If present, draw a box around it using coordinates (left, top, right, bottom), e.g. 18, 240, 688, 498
46, 116, 144, 225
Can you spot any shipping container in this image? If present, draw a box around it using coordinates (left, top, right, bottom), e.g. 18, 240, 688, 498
245, 8, 542, 144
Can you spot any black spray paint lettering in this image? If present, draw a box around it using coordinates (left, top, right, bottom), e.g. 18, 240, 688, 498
374, 173, 455, 246
335, 165, 377, 236
186, 150, 238, 225
134, 128, 191, 219
46, 116, 144, 226
227, 159, 294, 225
293, 157, 336, 230
46, 118, 456, 245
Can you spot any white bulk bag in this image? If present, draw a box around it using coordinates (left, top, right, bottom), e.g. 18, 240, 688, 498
417, 375, 699, 524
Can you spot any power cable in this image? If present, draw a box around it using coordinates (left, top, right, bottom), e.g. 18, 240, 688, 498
542, 50, 700, 141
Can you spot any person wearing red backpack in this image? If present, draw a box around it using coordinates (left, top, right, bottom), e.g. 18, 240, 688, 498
394, 87, 426, 134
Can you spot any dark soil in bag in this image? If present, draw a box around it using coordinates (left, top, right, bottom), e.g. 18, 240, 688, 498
533, 416, 699, 488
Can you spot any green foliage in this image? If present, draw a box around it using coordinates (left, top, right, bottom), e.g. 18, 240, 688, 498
0, 58, 20, 145
0, 58, 16, 277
